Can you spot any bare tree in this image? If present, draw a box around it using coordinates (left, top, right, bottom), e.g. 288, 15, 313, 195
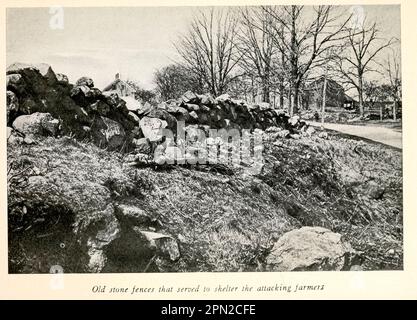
237, 7, 277, 103
385, 48, 401, 120
363, 80, 388, 120
154, 64, 204, 101
363, 80, 382, 108
262, 5, 351, 115
174, 8, 241, 97
333, 20, 395, 117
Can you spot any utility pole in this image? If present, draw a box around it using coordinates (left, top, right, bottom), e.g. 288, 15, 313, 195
321, 49, 331, 130
321, 68, 328, 130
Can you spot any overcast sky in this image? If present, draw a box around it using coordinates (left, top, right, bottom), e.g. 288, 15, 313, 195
7, 5, 401, 90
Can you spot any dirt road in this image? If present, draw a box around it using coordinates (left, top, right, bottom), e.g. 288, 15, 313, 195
308, 121, 402, 149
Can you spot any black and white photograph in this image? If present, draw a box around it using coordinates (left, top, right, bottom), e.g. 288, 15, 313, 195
6, 4, 402, 274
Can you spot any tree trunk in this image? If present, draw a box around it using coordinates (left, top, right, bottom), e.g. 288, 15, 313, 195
393, 100, 397, 121
358, 73, 364, 118
292, 83, 300, 115
262, 78, 270, 103
289, 6, 298, 116
211, 75, 217, 97
321, 76, 328, 128
279, 79, 284, 108
251, 76, 256, 103
263, 64, 271, 103
279, 52, 285, 109
358, 92, 364, 118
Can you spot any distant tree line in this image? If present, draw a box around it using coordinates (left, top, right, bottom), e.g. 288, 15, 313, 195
150, 6, 400, 117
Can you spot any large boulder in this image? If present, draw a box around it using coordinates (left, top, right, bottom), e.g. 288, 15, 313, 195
12, 112, 61, 138
139, 116, 167, 142
128, 111, 140, 124
75, 76, 94, 88
6, 73, 25, 94
86, 100, 110, 116
7, 91, 19, 123
114, 204, 153, 226
318, 131, 329, 139
56, 73, 69, 84
136, 102, 154, 116
181, 91, 199, 104
189, 111, 199, 121
86, 205, 121, 273
166, 105, 190, 122
132, 137, 152, 154
70, 85, 102, 106
199, 104, 210, 112
258, 102, 271, 111
121, 96, 142, 112
101, 91, 130, 117
266, 226, 355, 271
184, 103, 200, 112
134, 229, 180, 262
289, 115, 301, 128
35, 63, 58, 84
7, 126, 23, 144
145, 108, 177, 130
198, 93, 215, 105
91, 116, 127, 150
6, 62, 38, 75
101, 91, 120, 108
215, 93, 231, 103
103, 227, 181, 272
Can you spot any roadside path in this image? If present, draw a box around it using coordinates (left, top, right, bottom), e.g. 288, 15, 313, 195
307, 121, 402, 149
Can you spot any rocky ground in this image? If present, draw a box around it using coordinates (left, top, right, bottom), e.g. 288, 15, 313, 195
7, 63, 403, 273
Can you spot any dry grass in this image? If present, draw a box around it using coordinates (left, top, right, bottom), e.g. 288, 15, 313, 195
7, 128, 402, 272
260, 132, 402, 270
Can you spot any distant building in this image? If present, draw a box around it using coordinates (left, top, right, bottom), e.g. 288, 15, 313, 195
343, 94, 358, 110
229, 75, 361, 112
303, 77, 347, 110
102, 73, 136, 97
